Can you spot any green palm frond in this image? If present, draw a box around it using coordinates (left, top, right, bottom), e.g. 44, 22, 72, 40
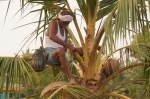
36, 67, 61, 89
71, 62, 83, 78
87, 0, 97, 18
2, 0, 11, 26
106, 79, 148, 91
76, 0, 87, 23
97, 62, 150, 93
101, 0, 150, 53
97, 0, 118, 20
40, 82, 97, 99
40, 81, 68, 98
0, 57, 38, 97
12, 0, 66, 54
76, 0, 98, 24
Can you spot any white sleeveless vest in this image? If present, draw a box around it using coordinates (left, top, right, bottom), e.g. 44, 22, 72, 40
44, 20, 66, 48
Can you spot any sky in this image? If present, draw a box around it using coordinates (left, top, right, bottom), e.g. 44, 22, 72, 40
0, 1, 81, 57
0, 1, 41, 56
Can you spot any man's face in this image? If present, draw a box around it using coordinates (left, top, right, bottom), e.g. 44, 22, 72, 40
60, 20, 71, 28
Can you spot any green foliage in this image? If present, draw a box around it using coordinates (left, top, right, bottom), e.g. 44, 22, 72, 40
22, 49, 33, 58
0, 57, 38, 98
130, 28, 150, 82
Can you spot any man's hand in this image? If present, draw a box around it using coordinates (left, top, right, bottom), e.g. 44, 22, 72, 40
67, 44, 83, 56
75, 47, 83, 56
68, 45, 76, 52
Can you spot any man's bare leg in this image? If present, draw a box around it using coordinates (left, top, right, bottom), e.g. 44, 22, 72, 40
51, 48, 76, 84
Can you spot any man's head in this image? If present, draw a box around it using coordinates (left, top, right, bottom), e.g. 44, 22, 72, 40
60, 10, 73, 16
58, 10, 73, 28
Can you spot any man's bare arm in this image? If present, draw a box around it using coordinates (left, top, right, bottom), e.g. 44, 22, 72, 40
48, 20, 76, 52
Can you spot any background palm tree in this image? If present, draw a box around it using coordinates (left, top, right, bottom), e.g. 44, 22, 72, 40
0, 0, 150, 99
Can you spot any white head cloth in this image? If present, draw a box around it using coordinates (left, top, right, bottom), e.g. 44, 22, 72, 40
58, 11, 73, 22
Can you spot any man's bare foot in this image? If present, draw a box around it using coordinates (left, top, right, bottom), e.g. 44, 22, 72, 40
69, 77, 76, 85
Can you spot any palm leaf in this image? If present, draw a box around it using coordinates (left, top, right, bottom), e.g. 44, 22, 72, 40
87, 0, 97, 19
0, 57, 38, 97
97, 62, 150, 93
76, 0, 87, 24
40, 81, 68, 98
97, 0, 118, 20
105, 79, 148, 92
2, 0, 11, 26
71, 62, 83, 78
41, 82, 97, 99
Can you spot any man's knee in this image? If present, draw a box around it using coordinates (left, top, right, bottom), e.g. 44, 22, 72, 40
57, 48, 65, 56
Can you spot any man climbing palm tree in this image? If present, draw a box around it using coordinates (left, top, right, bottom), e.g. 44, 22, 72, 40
44, 10, 82, 84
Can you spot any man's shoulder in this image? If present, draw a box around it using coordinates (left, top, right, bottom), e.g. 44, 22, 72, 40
51, 19, 56, 22
51, 19, 58, 22
50, 19, 57, 25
